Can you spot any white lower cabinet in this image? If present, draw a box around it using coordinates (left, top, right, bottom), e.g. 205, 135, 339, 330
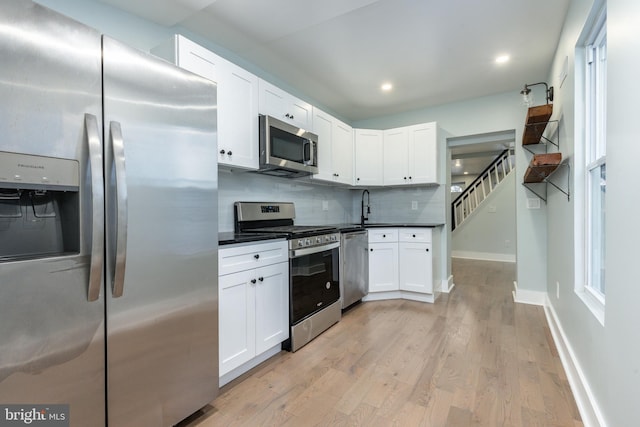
218, 240, 289, 386
365, 228, 434, 303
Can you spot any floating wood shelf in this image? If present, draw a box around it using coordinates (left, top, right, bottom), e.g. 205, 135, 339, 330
522, 104, 553, 145
523, 153, 562, 183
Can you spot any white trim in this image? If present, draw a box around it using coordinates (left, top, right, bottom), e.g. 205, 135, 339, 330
440, 275, 455, 293
512, 281, 546, 306
219, 344, 282, 387
544, 297, 607, 427
452, 251, 516, 263
363, 290, 435, 304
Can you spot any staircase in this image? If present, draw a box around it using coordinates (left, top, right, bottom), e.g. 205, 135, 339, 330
452, 148, 515, 231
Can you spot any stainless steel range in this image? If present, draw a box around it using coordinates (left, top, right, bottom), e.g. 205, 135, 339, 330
235, 202, 341, 352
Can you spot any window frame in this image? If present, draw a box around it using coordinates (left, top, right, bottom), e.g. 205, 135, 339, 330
575, 5, 606, 325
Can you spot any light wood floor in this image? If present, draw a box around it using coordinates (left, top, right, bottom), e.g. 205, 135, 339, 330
182, 258, 582, 426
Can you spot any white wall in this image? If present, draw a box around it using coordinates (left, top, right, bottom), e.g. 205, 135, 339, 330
545, 0, 640, 425
452, 171, 516, 262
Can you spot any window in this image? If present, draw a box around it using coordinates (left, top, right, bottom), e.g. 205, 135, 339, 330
451, 182, 466, 193
575, 5, 606, 323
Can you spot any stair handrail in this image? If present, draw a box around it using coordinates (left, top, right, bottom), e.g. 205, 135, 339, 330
451, 148, 514, 230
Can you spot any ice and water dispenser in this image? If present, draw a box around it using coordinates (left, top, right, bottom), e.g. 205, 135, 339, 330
0, 151, 80, 261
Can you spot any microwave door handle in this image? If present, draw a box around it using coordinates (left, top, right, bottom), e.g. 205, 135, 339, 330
85, 113, 104, 302
303, 140, 314, 166
110, 121, 128, 298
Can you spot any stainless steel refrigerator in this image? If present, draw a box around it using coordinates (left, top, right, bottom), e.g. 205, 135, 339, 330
0, 1, 219, 425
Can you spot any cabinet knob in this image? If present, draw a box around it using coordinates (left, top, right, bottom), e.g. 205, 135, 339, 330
357, 177, 360, 181
254, 254, 260, 259
227, 151, 232, 156
404, 177, 407, 180
370, 248, 373, 252
258, 277, 264, 282
409, 176, 412, 180
219, 149, 225, 154
251, 279, 257, 284
382, 234, 386, 238
426, 248, 429, 252
413, 234, 416, 238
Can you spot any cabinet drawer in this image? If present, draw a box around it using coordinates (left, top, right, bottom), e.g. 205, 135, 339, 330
219, 240, 288, 276
368, 228, 398, 243
399, 228, 432, 243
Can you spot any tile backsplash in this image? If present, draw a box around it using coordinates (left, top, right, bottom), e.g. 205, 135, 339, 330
218, 170, 354, 231
219, 170, 446, 232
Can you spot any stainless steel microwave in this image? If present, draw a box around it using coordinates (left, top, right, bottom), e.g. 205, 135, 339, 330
258, 115, 318, 177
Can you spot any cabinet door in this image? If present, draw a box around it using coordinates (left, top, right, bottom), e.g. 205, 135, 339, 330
368, 242, 399, 292
174, 36, 221, 83
408, 122, 438, 184
354, 129, 384, 186
255, 262, 289, 355
312, 108, 334, 182
259, 79, 312, 129
218, 61, 259, 169
383, 127, 409, 185
399, 242, 433, 294
219, 270, 256, 376
333, 120, 354, 185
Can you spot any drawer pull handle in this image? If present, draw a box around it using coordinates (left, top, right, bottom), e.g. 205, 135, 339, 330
251, 279, 257, 284
254, 254, 260, 259
258, 277, 264, 282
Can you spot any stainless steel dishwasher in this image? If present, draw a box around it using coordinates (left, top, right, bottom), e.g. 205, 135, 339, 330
340, 230, 369, 309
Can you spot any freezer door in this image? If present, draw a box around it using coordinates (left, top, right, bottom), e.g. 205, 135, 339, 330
102, 37, 219, 427
0, 1, 105, 426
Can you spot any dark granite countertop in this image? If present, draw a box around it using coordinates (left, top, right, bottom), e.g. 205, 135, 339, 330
219, 232, 288, 246
327, 223, 445, 231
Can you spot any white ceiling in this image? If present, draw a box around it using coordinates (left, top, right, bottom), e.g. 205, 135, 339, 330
98, 0, 571, 122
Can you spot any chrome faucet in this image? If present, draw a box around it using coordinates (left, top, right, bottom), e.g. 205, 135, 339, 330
360, 189, 370, 227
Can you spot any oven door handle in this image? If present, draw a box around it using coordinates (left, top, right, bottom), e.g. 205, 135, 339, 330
290, 242, 340, 258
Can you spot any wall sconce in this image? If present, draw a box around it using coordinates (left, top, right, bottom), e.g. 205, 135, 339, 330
520, 82, 554, 106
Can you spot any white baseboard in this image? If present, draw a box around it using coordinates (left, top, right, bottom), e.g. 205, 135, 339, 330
512, 281, 546, 306
452, 250, 516, 263
544, 297, 606, 427
363, 290, 435, 304
219, 345, 282, 387
440, 275, 455, 293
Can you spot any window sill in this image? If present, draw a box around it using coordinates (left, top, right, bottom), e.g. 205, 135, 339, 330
575, 288, 605, 326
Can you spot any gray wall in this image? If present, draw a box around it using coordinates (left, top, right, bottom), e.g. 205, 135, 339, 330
452, 171, 516, 262
354, 92, 548, 295
545, 0, 640, 425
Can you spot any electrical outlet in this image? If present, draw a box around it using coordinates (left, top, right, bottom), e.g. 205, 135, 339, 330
527, 198, 541, 209
411, 201, 418, 210
556, 281, 560, 299
322, 200, 328, 211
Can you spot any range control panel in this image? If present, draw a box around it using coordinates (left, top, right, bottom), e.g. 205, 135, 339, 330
289, 232, 340, 250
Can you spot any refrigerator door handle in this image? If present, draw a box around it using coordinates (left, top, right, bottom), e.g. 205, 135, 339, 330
85, 113, 104, 302
110, 121, 128, 298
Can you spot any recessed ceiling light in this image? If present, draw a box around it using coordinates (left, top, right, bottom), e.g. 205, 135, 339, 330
463, 171, 469, 175
495, 55, 510, 64
381, 82, 393, 92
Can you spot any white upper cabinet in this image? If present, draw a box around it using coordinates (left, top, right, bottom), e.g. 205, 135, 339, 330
354, 129, 384, 186
382, 122, 439, 186
312, 108, 353, 185
152, 35, 259, 170
258, 79, 313, 130
383, 127, 409, 185
408, 122, 439, 184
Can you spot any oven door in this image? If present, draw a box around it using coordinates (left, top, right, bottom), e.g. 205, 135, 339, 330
290, 243, 340, 325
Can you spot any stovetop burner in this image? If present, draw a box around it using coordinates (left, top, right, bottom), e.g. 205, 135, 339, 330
247, 225, 338, 237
